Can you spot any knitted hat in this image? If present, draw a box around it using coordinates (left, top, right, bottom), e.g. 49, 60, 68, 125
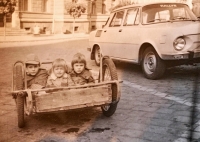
25, 54, 40, 64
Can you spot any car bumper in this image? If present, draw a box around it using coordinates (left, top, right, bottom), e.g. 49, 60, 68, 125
161, 51, 200, 60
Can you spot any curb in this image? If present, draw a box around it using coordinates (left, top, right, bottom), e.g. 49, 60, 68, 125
0, 34, 89, 43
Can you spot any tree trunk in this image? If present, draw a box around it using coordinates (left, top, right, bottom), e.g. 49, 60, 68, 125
73, 17, 75, 35
4, 15, 6, 40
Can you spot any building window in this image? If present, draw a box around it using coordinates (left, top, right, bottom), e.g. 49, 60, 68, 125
42, 0, 47, 12
20, 0, 32, 11
92, 2, 96, 14
46, 0, 52, 13
21, 0, 28, 11
102, 4, 106, 14
74, 26, 79, 31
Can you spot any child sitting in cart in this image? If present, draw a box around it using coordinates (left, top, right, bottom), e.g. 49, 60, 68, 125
25, 53, 48, 89
70, 53, 95, 85
46, 58, 74, 87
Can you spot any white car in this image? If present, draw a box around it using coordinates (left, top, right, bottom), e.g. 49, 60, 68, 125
88, 2, 200, 79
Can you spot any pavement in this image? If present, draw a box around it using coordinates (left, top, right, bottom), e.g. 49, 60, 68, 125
0, 33, 89, 47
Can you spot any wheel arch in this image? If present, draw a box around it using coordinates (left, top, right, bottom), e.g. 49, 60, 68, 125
91, 44, 100, 60
139, 43, 159, 64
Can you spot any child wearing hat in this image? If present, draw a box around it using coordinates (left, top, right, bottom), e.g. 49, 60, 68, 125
46, 58, 74, 87
25, 53, 48, 89
70, 53, 95, 85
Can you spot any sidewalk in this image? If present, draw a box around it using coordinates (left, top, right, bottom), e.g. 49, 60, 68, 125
0, 33, 89, 42
0, 33, 89, 47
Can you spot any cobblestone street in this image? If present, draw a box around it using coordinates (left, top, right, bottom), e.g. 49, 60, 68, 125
0, 39, 200, 142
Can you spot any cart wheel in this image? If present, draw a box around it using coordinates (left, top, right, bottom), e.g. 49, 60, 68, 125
14, 64, 25, 128
101, 58, 118, 117
17, 94, 25, 128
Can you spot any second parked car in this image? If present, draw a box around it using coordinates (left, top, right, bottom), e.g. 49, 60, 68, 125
88, 2, 200, 79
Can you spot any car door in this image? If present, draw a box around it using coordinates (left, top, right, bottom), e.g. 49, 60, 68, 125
100, 10, 125, 57
117, 7, 141, 62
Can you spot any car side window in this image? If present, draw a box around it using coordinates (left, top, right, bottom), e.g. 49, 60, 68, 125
143, 9, 170, 23
155, 10, 170, 21
110, 11, 124, 27
142, 12, 148, 24
123, 8, 139, 26
173, 8, 190, 19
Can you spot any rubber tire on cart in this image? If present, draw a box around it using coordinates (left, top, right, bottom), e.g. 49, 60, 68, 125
142, 46, 166, 80
14, 64, 25, 128
101, 58, 118, 117
94, 46, 100, 66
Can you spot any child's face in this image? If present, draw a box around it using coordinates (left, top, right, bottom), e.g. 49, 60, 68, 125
73, 63, 84, 74
26, 64, 40, 76
53, 66, 65, 78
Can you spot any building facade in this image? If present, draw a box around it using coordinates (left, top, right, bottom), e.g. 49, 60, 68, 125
3, 0, 114, 34
0, 0, 199, 34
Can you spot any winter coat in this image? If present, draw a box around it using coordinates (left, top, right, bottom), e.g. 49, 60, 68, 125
70, 69, 95, 85
26, 68, 48, 89
46, 73, 74, 87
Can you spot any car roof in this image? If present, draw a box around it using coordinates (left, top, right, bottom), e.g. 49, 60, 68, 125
112, 2, 188, 12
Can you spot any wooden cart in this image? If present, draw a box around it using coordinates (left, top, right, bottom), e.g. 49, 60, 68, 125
12, 56, 121, 128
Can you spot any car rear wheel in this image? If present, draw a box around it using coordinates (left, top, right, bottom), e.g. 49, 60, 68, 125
142, 47, 166, 80
101, 58, 118, 117
94, 46, 100, 66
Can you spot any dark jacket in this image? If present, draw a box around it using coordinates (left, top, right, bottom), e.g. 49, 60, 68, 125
70, 69, 95, 85
26, 68, 48, 89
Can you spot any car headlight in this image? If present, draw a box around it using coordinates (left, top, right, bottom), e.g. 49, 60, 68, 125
173, 37, 186, 51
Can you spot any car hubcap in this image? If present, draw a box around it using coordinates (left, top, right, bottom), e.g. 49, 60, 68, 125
102, 105, 110, 111
95, 48, 100, 63
144, 52, 156, 74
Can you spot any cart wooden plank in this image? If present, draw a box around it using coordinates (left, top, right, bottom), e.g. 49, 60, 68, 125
35, 85, 112, 112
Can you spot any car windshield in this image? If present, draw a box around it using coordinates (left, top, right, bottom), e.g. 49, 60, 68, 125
142, 3, 197, 24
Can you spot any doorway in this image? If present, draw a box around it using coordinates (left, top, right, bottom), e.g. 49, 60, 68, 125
0, 14, 12, 27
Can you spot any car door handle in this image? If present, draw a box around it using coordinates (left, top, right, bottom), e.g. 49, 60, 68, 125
119, 29, 122, 32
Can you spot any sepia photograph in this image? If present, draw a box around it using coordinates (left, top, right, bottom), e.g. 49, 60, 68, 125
0, 0, 200, 141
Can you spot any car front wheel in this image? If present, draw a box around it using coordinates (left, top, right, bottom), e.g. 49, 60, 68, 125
94, 46, 100, 66
142, 47, 166, 80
